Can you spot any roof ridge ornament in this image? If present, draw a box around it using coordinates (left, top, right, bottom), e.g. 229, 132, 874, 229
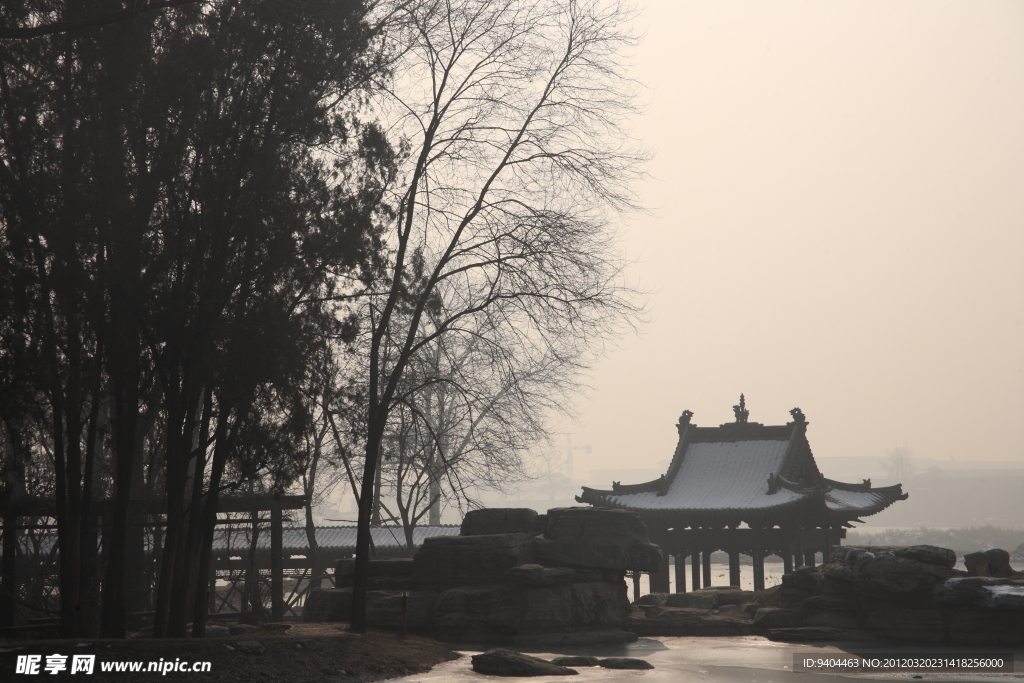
733, 394, 749, 423
677, 410, 693, 433
789, 407, 806, 424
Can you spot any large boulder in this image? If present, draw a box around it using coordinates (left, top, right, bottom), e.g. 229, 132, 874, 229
504, 564, 575, 586
626, 606, 754, 636
470, 649, 577, 676
753, 608, 806, 628
865, 608, 945, 642
302, 587, 437, 628
935, 576, 1024, 609
821, 546, 958, 597
414, 533, 536, 585
550, 656, 600, 667
964, 549, 1021, 578
666, 592, 716, 609
432, 581, 629, 637
537, 507, 662, 571
461, 508, 540, 536
335, 557, 415, 589
364, 589, 439, 630
600, 658, 654, 670
302, 588, 352, 622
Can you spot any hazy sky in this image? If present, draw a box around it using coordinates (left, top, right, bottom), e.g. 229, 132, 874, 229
559, 0, 1024, 478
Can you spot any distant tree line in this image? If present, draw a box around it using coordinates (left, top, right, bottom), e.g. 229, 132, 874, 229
0, 0, 643, 636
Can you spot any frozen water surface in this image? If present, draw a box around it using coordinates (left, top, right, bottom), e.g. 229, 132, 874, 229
394, 636, 1024, 683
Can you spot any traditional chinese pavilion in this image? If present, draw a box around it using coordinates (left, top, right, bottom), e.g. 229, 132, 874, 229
576, 397, 908, 591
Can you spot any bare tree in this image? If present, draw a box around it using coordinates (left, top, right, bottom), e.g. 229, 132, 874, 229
377, 312, 565, 548
881, 446, 915, 482
348, 0, 645, 631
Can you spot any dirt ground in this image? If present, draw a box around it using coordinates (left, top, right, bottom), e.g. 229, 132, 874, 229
0, 624, 460, 682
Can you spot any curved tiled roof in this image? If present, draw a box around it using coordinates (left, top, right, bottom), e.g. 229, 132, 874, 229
824, 485, 907, 519
577, 407, 908, 527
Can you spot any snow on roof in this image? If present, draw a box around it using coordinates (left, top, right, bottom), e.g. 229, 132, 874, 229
825, 488, 884, 511
601, 439, 802, 512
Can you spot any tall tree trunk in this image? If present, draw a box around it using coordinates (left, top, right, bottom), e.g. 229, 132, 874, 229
78, 382, 102, 637
191, 406, 233, 637
168, 386, 212, 636
151, 396, 191, 638
351, 411, 383, 633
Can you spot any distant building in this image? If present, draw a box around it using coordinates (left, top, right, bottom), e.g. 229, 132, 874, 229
576, 396, 908, 591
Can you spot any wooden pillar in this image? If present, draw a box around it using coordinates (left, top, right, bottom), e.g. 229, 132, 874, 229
728, 550, 741, 588
270, 507, 284, 620
650, 550, 670, 593
794, 535, 804, 569
752, 550, 765, 592
631, 570, 641, 601
674, 552, 686, 592
783, 551, 793, 575
805, 550, 816, 568
691, 551, 700, 591
702, 550, 712, 588
1, 512, 16, 628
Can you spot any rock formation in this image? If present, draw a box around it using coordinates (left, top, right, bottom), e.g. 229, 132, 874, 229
304, 506, 661, 642
766, 545, 1024, 645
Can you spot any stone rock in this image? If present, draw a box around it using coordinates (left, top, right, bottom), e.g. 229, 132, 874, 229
804, 610, 859, 629
799, 594, 858, 612
626, 606, 753, 636
634, 593, 667, 607
600, 658, 654, 670
935, 577, 1024, 609
470, 649, 577, 676
540, 508, 662, 572
550, 656, 600, 667
234, 641, 265, 655
365, 590, 439, 630
535, 539, 662, 573
505, 564, 575, 586
944, 607, 1024, 645
510, 630, 637, 647
866, 609, 945, 642
302, 588, 352, 622
964, 549, 1020, 578
229, 624, 258, 635
301, 587, 437, 627
821, 546, 958, 597
702, 586, 755, 606
786, 566, 825, 593
894, 545, 958, 568
768, 626, 874, 641
666, 592, 716, 609
563, 567, 624, 583
414, 533, 536, 585
754, 608, 806, 628
461, 508, 539, 536
204, 626, 230, 637
335, 558, 414, 586
433, 581, 629, 637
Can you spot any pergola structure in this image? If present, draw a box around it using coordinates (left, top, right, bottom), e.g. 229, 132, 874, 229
577, 397, 908, 591
0, 494, 307, 629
